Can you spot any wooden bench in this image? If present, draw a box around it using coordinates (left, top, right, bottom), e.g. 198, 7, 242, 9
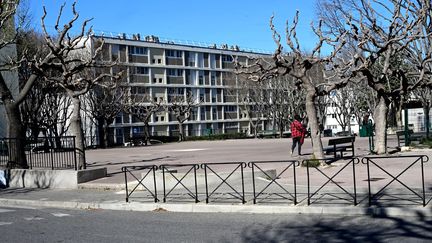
323, 136, 355, 159
396, 130, 423, 147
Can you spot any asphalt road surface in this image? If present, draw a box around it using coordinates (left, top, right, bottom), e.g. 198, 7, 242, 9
1, 206, 431, 242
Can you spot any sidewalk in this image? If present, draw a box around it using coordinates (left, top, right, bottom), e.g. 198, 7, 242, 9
1, 137, 432, 217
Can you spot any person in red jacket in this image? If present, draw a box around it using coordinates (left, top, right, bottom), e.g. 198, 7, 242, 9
290, 114, 306, 156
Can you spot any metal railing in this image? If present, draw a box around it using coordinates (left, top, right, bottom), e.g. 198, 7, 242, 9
201, 162, 247, 204
306, 158, 359, 206
362, 155, 429, 207
160, 164, 200, 203
122, 165, 158, 203
121, 156, 431, 207
0, 137, 77, 170
248, 160, 299, 205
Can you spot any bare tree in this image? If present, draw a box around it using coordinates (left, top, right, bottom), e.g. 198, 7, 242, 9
124, 92, 161, 145
37, 3, 121, 168
317, 0, 432, 153
84, 81, 126, 148
266, 76, 306, 137
327, 88, 354, 132
235, 77, 269, 138
347, 81, 377, 127
236, 11, 348, 159
0, 1, 47, 168
167, 89, 200, 142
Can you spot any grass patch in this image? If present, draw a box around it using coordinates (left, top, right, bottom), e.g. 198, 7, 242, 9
301, 159, 321, 168
186, 133, 248, 141
419, 138, 432, 148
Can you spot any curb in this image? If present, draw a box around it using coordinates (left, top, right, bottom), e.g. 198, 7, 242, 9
1, 198, 431, 217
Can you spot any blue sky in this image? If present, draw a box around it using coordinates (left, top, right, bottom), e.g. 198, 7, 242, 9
29, 0, 320, 53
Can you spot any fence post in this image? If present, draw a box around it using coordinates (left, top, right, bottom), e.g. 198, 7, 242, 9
73, 137, 77, 171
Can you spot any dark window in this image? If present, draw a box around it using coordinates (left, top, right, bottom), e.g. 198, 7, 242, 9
167, 69, 183, 77
129, 46, 147, 55
166, 50, 182, 58
135, 67, 149, 75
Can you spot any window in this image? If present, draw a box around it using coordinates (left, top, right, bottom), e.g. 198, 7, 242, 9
131, 86, 147, 94
225, 106, 236, 112
129, 46, 147, 55
166, 50, 182, 58
211, 72, 216, 85
167, 69, 183, 77
222, 55, 233, 62
135, 67, 149, 75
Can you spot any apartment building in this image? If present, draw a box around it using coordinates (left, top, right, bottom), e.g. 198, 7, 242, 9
91, 34, 269, 144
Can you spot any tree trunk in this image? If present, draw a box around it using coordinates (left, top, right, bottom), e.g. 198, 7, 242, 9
101, 119, 109, 148
178, 122, 184, 142
305, 92, 324, 159
144, 122, 150, 145
70, 96, 86, 169
4, 102, 28, 169
373, 96, 388, 154
96, 117, 106, 148
395, 101, 403, 128
279, 118, 284, 138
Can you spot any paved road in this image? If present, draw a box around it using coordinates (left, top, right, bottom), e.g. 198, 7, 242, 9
1, 206, 431, 242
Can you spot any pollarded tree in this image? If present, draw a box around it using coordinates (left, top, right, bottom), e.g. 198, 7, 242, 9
237, 12, 349, 159
266, 76, 306, 137
236, 78, 270, 138
327, 88, 354, 132
38, 2, 121, 168
167, 89, 201, 142
123, 91, 162, 146
84, 80, 127, 148
333, 0, 431, 154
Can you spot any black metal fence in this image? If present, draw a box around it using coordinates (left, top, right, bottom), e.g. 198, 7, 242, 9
305, 158, 359, 206
249, 160, 298, 205
122, 155, 431, 207
362, 155, 429, 207
0, 136, 77, 170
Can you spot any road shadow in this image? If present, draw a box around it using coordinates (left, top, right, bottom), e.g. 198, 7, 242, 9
240, 203, 432, 242
86, 156, 171, 168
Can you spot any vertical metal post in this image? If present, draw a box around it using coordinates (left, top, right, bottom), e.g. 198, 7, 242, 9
124, 168, 129, 203
50, 138, 54, 170
162, 166, 166, 203
73, 137, 77, 171
194, 165, 198, 203
293, 161, 297, 205
352, 158, 357, 206
251, 163, 256, 204
421, 157, 426, 207
404, 105, 410, 146
204, 165, 209, 203
153, 166, 158, 203
366, 159, 372, 206
307, 161, 310, 205
241, 163, 245, 204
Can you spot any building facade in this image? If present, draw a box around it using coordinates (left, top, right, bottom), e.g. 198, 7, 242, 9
91, 35, 269, 144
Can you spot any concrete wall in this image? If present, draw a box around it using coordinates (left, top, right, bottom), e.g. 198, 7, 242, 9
5, 168, 107, 189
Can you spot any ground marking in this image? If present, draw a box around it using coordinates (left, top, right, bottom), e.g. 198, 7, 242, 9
168, 149, 208, 152
24, 217, 44, 221
51, 213, 71, 217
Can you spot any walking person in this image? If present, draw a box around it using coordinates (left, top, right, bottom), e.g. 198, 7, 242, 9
290, 114, 306, 156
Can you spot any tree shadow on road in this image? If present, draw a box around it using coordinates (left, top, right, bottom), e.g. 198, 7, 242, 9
240, 202, 432, 243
